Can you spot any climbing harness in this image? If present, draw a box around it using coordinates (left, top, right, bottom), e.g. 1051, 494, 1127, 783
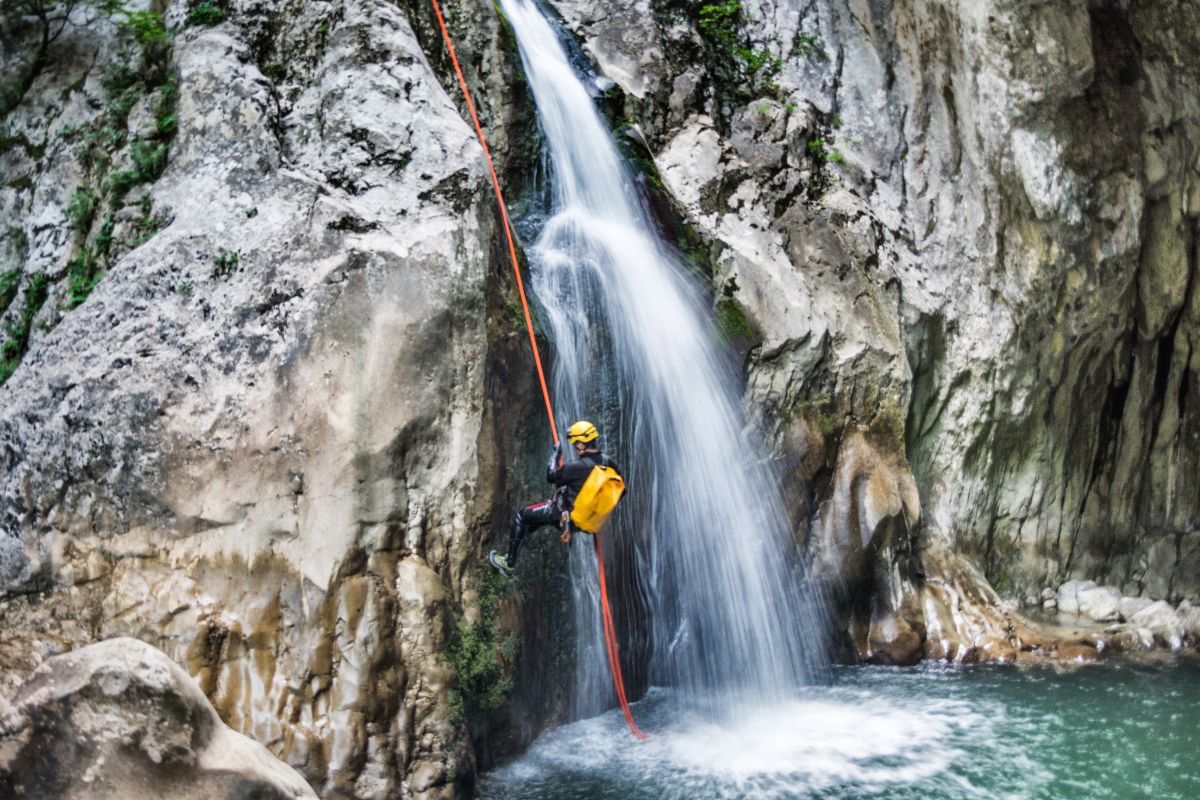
429, 0, 649, 741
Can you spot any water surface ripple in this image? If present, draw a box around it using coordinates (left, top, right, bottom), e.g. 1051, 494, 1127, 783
480, 662, 1200, 800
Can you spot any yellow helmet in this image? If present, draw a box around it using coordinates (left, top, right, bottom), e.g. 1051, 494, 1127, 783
567, 420, 599, 445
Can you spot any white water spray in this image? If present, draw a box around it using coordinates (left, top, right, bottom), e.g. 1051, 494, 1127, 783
497, 0, 828, 716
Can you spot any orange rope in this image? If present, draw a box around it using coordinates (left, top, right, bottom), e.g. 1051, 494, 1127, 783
429, 0, 647, 741
429, 0, 557, 445
595, 532, 651, 739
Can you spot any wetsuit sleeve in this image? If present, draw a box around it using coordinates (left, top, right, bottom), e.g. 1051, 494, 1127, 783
550, 460, 590, 488
546, 443, 563, 482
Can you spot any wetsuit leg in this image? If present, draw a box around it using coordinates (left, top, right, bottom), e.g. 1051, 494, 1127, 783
507, 499, 560, 566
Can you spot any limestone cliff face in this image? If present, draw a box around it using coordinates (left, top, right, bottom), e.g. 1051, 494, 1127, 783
0, 0, 537, 795
2, 0, 1199, 795
548, 0, 1200, 663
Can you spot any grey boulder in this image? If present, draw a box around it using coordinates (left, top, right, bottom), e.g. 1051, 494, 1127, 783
0, 638, 317, 800
1118, 596, 1155, 622
1057, 580, 1097, 615
1077, 586, 1122, 622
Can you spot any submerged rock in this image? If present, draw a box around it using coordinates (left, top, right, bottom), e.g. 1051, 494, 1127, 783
1129, 602, 1185, 650
1054, 641, 1100, 664
1105, 625, 1157, 652
976, 636, 1018, 664
0, 638, 317, 799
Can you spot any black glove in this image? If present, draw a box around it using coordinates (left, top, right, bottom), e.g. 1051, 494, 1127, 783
547, 442, 563, 472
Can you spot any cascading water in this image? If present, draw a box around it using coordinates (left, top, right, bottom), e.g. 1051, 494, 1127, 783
497, 0, 828, 717
472, 6, 1200, 800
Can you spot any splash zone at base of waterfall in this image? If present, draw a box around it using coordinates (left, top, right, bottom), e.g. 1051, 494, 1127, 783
430, 0, 829, 742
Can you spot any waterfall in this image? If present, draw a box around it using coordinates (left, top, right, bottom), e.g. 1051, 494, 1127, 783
497, 0, 828, 717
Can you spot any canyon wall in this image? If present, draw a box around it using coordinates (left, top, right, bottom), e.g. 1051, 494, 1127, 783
546, 0, 1199, 661
2, 0, 1198, 795
0, 0, 542, 795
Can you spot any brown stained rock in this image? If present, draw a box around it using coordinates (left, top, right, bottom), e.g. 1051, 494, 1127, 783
976, 636, 1018, 664
1055, 641, 1100, 663
0, 638, 317, 800
866, 611, 924, 666
815, 431, 921, 562
921, 583, 965, 662
808, 430, 925, 664
911, 550, 1061, 664
1104, 626, 1156, 653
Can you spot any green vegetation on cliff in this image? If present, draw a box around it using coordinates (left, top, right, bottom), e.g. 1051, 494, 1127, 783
0, 269, 21, 317
691, 0, 823, 100
0, 272, 48, 385
697, 1, 781, 80
447, 572, 517, 720
0, 1, 180, 386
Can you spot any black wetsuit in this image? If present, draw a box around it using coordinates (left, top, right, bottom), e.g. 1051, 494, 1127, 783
506, 447, 620, 566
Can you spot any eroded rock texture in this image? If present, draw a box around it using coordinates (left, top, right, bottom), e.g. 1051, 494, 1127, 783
3, 0, 1200, 795
549, 0, 1200, 662
1, 0, 546, 795
0, 637, 317, 799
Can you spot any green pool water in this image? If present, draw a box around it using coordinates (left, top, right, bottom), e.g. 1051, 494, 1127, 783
479, 659, 1200, 799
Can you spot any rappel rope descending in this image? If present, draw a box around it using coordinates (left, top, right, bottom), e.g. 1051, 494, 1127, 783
429, 0, 649, 741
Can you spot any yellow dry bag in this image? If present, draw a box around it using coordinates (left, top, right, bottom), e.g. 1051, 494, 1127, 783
570, 462, 625, 534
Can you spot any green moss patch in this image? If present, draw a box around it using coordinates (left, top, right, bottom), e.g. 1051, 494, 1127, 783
447, 571, 517, 720
0, 269, 21, 317
716, 296, 753, 340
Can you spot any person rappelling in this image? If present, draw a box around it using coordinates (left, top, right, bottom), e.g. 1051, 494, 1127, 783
488, 420, 624, 578
429, 0, 646, 737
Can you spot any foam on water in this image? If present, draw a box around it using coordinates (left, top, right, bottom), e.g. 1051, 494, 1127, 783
483, 663, 1200, 800
482, 684, 990, 800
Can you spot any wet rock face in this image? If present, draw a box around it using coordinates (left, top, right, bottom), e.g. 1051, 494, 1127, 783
0, 637, 317, 799
547, 0, 1200, 657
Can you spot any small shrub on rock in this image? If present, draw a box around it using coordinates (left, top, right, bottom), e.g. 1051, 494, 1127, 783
186, 0, 225, 27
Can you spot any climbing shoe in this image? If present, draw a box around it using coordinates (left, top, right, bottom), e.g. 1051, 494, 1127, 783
488, 550, 513, 578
